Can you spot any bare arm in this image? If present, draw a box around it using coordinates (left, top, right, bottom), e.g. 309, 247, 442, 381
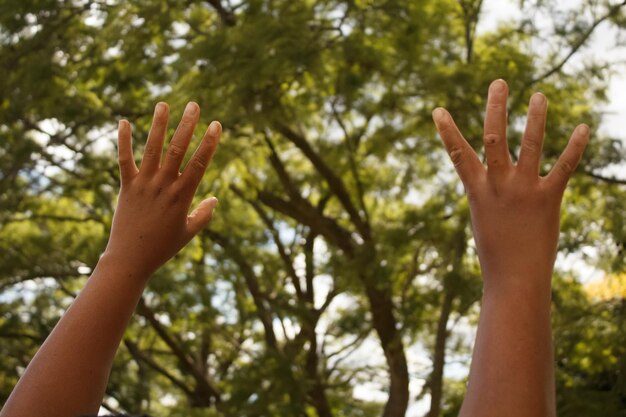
0, 102, 221, 417
432, 80, 589, 417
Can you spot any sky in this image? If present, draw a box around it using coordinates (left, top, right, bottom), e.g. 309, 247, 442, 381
479, 0, 626, 145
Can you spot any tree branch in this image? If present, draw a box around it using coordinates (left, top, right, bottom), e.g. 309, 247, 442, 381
583, 169, 626, 185
257, 191, 354, 255
273, 123, 371, 240
123, 339, 195, 397
330, 101, 371, 227
204, 230, 279, 349
510, 1, 626, 112
530, 1, 626, 86
136, 299, 221, 406
230, 185, 305, 300
205, 0, 237, 26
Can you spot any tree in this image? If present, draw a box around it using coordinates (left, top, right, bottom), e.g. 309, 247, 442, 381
1, 1, 625, 416
553, 274, 626, 416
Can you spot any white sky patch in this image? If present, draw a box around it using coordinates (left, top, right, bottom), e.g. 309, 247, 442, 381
313, 273, 335, 310
556, 247, 607, 283
479, 0, 626, 147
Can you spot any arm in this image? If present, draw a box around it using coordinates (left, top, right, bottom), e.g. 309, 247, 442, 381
0, 102, 222, 417
432, 79, 589, 417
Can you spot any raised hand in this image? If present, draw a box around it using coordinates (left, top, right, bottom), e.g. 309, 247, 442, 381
432, 79, 589, 290
432, 79, 589, 417
0, 102, 221, 417
107, 102, 221, 277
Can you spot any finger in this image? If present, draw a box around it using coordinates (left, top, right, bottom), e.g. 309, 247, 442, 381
162, 102, 200, 176
140, 102, 170, 173
186, 197, 218, 237
432, 107, 483, 187
483, 79, 512, 173
117, 120, 138, 183
545, 124, 590, 192
180, 121, 221, 192
517, 93, 548, 176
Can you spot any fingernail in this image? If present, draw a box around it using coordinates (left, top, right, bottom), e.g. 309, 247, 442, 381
185, 102, 199, 115
118, 119, 130, 130
208, 121, 221, 136
155, 102, 166, 116
432, 108, 445, 122
490, 79, 506, 95
207, 197, 218, 209
530, 93, 545, 105
577, 124, 589, 136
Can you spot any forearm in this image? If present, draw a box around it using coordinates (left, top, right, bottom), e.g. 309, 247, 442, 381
1, 103, 220, 417
1, 253, 149, 417
459, 271, 555, 417
433, 80, 588, 417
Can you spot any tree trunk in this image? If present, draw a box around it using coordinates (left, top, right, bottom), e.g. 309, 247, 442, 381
365, 284, 409, 417
427, 290, 455, 417
305, 327, 333, 417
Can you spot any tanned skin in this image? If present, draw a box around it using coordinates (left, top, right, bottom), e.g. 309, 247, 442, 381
432, 79, 589, 417
0, 102, 221, 417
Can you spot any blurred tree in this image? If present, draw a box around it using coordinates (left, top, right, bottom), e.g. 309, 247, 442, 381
553, 274, 626, 417
1, 0, 625, 416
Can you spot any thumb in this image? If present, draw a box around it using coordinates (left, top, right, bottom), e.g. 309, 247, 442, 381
186, 197, 218, 237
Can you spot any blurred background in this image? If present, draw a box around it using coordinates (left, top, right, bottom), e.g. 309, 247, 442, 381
1, 0, 625, 416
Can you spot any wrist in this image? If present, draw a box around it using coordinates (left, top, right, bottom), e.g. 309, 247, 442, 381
95, 250, 154, 285
477, 249, 555, 293
481, 268, 553, 306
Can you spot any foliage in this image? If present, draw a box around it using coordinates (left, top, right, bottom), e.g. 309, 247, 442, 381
1, 0, 625, 416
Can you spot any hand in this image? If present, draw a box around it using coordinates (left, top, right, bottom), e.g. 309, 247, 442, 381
432, 79, 589, 290
105, 101, 221, 278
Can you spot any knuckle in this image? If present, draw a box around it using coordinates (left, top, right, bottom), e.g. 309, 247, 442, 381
168, 190, 182, 205
178, 115, 197, 129
573, 140, 587, 151
437, 122, 452, 135
187, 157, 207, 173
488, 157, 500, 166
152, 118, 167, 130
143, 145, 160, 160
557, 159, 574, 176
466, 188, 479, 204
528, 110, 545, 121
521, 139, 540, 155
448, 147, 465, 167
487, 103, 505, 112
483, 133, 501, 147
181, 115, 196, 125
167, 143, 186, 159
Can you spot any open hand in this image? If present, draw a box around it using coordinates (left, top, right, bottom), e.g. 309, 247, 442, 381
105, 102, 221, 278
432, 79, 589, 289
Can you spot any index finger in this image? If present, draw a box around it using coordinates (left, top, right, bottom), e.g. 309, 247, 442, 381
544, 124, 590, 192
432, 108, 483, 187
117, 119, 139, 183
